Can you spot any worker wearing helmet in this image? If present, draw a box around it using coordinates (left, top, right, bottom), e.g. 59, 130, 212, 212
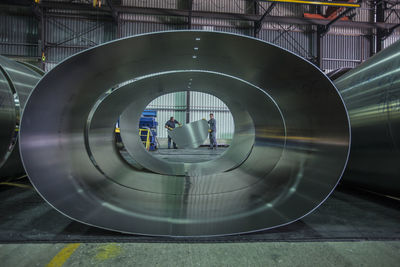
165, 116, 181, 149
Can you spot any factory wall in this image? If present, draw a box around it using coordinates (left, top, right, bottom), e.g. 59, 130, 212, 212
1, 14, 380, 73
44, 16, 115, 71
2, 1, 400, 73
0, 15, 39, 59
321, 30, 370, 70
383, 3, 400, 49
189, 91, 234, 140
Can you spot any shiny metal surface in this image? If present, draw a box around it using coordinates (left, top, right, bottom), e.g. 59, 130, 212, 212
0, 55, 42, 178
0, 56, 42, 109
0, 68, 16, 170
115, 72, 263, 176
168, 119, 209, 149
335, 41, 400, 197
20, 31, 350, 236
16, 61, 45, 76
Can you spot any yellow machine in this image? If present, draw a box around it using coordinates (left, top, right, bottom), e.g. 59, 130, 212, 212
139, 129, 151, 151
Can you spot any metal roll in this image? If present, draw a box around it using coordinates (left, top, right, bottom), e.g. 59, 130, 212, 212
20, 31, 350, 236
15, 61, 45, 76
335, 41, 400, 197
115, 71, 264, 176
88, 71, 279, 185
0, 56, 42, 178
165, 120, 209, 149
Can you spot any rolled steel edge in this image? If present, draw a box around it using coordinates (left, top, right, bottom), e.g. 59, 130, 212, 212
335, 40, 400, 197
19, 31, 350, 236
0, 56, 42, 178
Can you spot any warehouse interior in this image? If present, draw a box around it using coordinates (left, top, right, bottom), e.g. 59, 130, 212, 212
0, 0, 399, 266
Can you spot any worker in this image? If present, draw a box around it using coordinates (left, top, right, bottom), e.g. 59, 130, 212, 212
165, 116, 181, 149
208, 113, 217, 149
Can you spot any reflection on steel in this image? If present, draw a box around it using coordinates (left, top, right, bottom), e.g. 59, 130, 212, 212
20, 31, 350, 236
335, 41, 400, 197
16, 61, 45, 76
92, 71, 260, 178
168, 119, 209, 149
0, 67, 15, 174
116, 72, 261, 176
327, 67, 352, 81
0, 56, 42, 178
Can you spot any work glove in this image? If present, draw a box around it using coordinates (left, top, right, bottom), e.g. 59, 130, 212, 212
178, 123, 182, 127
202, 118, 206, 120
168, 127, 173, 131
208, 129, 212, 133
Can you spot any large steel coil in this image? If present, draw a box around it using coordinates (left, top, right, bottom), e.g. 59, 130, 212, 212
0, 56, 42, 178
20, 31, 350, 236
335, 40, 400, 197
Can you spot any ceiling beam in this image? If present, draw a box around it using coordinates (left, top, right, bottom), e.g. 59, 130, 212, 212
0, 0, 396, 30
254, 2, 277, 35
259, 0, 360, 8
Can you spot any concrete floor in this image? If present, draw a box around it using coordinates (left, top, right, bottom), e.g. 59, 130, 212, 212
2, 148, 398, 266
0, 241, 399, 267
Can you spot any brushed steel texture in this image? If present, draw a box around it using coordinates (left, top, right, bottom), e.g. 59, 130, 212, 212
335, 41, 400, 197
0, 56, 42, 178
20, 31, 350, 236
168, 119, 209, 149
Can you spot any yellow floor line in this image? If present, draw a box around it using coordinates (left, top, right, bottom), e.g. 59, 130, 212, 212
46, 243, 81, 267
0, 174, 27, 182
0, 182, 33, 189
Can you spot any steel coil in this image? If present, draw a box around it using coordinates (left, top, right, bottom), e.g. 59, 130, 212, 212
20, 31, 350, 236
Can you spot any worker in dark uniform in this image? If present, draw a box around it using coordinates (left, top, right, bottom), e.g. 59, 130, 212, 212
165, 116, 181, 149
208, 113, 217, 149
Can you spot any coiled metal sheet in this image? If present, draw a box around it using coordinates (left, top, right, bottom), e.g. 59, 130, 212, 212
19, 31, 350, 236
167, 119, 209, 149
335, 40, 400, 197
0, 56, 42, 178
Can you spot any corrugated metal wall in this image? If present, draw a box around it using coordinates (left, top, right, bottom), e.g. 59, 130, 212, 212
258, 1, 311, 16
123, 0, 179, 9
2, 1, 400, 73
190, 91, 234, 140
259, 24, 312, 59
383, 2, 400, 49
322, 31, 370, 70
45, 16, 115, 67
0, 15, 39, 58
120, 14, 188, 37
146, 91, 234, 140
